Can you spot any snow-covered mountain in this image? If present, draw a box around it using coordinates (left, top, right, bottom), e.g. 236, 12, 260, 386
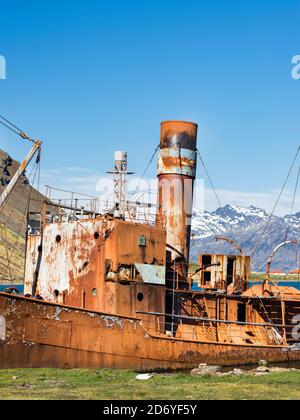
190, 205, 300, 272
192, 205, 270, 239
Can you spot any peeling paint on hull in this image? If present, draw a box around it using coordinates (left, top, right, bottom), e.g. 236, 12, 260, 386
1, 293, 300, 370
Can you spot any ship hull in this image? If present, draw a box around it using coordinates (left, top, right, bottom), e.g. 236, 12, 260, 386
0, 293, 299, 370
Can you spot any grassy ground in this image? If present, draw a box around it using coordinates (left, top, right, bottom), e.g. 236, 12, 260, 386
0, 369, 299, 400
0, 224, 24, 283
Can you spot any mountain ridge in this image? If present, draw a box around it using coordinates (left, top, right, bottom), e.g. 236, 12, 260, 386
191, 204, 300, 272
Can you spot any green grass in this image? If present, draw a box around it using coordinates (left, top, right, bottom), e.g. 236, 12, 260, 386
0, 223, 24, 282
0, 369, 299, 400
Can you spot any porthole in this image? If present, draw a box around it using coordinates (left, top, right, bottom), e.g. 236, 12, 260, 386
94, 232, 100, 240
137, 293, 144, 302
54, 290, 59, 298
56, 235, 61, 243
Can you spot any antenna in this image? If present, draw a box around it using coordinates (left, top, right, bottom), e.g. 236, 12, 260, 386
107, 151, 134, 218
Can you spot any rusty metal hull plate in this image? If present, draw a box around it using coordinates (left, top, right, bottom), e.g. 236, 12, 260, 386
0, 293, 299, 370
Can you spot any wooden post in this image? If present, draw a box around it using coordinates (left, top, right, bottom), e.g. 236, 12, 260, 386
281, 299, 287, 345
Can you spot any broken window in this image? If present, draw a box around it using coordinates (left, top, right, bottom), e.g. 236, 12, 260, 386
203, 271, 211, 285
202, 255, 212, 266
237, 303, 247, 323
227, 258, 235, 286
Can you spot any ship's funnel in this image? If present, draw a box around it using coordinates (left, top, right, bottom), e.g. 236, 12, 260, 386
156, 121, 198, 289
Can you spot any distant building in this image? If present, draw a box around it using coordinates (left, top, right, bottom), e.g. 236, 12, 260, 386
197, 253, 251, 294
270, 271, 285, 276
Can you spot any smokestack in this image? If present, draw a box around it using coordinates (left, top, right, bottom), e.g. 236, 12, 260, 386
156, 121, 198, 289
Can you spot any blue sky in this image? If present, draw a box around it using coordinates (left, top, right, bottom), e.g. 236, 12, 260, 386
0, 0, 300, 214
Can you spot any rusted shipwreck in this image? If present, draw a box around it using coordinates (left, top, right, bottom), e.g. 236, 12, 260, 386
0, 120, 300, 370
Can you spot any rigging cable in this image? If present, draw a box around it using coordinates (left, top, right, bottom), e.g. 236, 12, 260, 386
131, 144, 160, 199
0, 114, 23, 133
37, 148, 41, 192
195, 149, 224, 253
196, 149, 223, 209
0, 120, 20, 137
0, 114, 35, 143
251, 145, 300, 259
285, 166, 300, 241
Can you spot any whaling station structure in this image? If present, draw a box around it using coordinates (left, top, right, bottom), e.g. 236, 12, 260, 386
0, 121, 300, 370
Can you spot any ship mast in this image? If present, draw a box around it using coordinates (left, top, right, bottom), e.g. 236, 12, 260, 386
107, 151, 134, 219
0, 140, 42, 209
0, 115, 43, 285
0, 115, 42, 209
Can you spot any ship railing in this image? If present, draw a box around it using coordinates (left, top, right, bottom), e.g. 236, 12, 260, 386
43, 185, 161, 226
45, 185, 101, 212
36, 185, 162, 227
136, 311, 296, 347
28, 201, 160, 232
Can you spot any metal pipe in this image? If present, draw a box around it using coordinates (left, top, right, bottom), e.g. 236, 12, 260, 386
216, 236, 244, 256
135, 311, 291, 329
263, 240, 297, 294
188, 262, 221, 282
156, 121, 198, 288
265, 240, 297, 281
